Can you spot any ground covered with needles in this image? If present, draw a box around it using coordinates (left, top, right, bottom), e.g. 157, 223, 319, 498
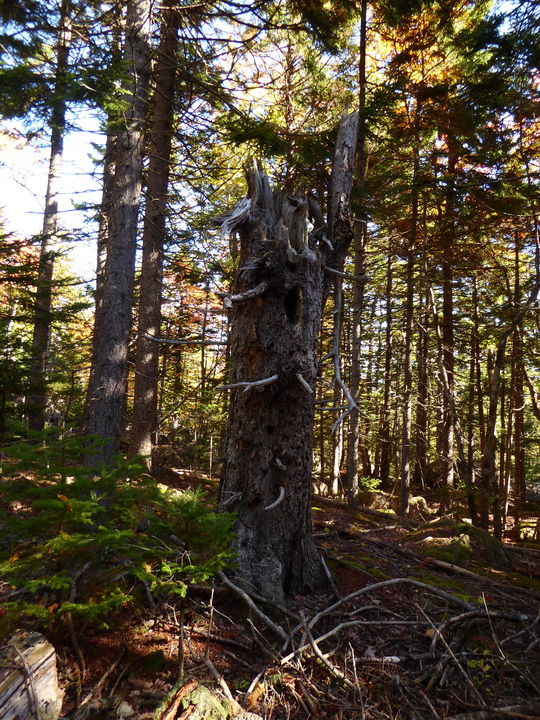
12, 476, 540, 719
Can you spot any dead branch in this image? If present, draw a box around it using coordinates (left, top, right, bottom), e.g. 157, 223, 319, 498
307, 578, 476, 633
217, 281, 268, 309
156, 678, 199, 720
72, 651, 125, 720
216, 374, 279, 392
263, 486, 285, 511
299, 613, 358, 694
144, 334, 229, 346
295, 372, 313, 393
323, 265, 370, 282
216, 571, 289, 644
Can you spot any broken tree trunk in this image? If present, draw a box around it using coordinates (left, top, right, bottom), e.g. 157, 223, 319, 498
0, 631, 62, 720
216, 112, 358, 602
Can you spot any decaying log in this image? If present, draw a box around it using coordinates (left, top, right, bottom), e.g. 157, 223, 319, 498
0, 631, 62, 720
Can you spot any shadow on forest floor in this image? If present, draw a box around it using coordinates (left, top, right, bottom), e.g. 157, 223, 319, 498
5, 470, 540, 720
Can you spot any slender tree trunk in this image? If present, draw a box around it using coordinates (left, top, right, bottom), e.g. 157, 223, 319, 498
85, 0, 152, 466
512, 233, 525, 531
217, 113, 358, 601
27, 0, 71, 431
439, 146, 458, 510
414, 287, 429, 489
480, 285, 540, 536
129, 8, 179, 466
82, 20, 122, 433
378, 254, 393, 489
400, 233, 415, 516
346, 0, 368, 508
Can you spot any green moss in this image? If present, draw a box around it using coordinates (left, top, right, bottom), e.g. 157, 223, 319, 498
181, 685, 228, 720
405, 520, 512, 569
143, 649, 168, 672
506, 573, 540, 591
415, 570, 472, 601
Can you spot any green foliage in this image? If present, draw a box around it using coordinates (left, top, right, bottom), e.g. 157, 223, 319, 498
0, 431, 235, 636
358, 476, 381, 492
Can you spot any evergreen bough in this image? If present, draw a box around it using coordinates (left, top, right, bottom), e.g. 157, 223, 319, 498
0, 428, 235, 635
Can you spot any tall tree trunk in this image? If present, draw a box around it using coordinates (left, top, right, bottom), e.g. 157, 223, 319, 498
400, 233, 415, 517
216, 113, 358, 601
346, 0, 368, 509
439, 145, 458, 510
82, 19, 122, 433
85, 0, 152, 466
27, 0, 71, 431
480, 284, 540, 536
378, 254, 393, 489
512, 232, 525, 531
129, 8, 179, 466
414, 287, 429, 489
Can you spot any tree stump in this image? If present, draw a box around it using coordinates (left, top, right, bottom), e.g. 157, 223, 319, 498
0, 630, 62, 720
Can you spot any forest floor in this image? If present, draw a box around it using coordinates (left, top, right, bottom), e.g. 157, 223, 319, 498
21, 473, 540, 719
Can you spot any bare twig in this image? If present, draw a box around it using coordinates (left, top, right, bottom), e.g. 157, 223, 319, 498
202, 654, 243, 715
264, 486, 285, 511
418, 604, 487, 707
217, 571, 289, 644
216, 374, 279, 392
298, 613, 357, 693
295, 372, 313, 393
307, 577, 475, 633
72, 651, 125, 720
323, 265, 370, 282
144, 334, 229, 346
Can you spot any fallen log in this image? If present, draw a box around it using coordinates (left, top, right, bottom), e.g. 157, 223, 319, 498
0, 630, 62, 720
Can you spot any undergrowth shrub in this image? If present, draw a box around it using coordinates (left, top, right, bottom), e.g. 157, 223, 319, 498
0, 429, 235, 636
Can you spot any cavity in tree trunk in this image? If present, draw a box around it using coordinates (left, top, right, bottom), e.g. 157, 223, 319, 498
84, 0, 152, 466
27, 0, 71, 431
216, 113, 358, 601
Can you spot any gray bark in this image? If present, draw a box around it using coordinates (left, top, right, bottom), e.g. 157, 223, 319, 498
217, 113, 358, 601
346, 0, 368, 509
85, 0, 152, 466
129, 8, 179, 466
0, 631, 62, 720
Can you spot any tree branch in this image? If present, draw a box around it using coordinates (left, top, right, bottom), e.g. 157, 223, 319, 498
216, 280, 268, 309
215, 374, 279, 392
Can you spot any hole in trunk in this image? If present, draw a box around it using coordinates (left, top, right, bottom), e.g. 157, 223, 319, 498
284, 286, 301, 324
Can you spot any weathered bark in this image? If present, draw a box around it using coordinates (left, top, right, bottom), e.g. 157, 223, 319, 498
27, 0, 71, 431
129, 8, 179, 466
0, 631, 62, 720
346, 0, 368, 509
82, 20, 122, 434
84, 0, 152, 466
217, 113, 358, 601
